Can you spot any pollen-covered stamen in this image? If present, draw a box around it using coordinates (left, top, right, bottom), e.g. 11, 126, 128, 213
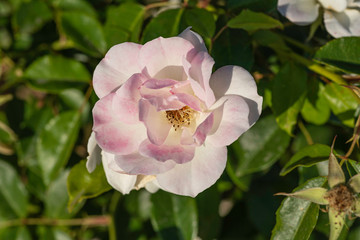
165, 106, 196, 131
324, 184, 355, 214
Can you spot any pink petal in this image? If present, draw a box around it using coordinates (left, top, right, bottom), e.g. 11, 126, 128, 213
193, 113, 214, 145
114, 151, 176, 175
277, 0, 320, 25
102, 151, 137, 194
209, 66, 262, 126
93, 43, 142, 98
143, 78, 178, 89
139, 99, 172, 145
139, 36, 195, 78
139, 139, 195, 164
178, 27, 208, 53
140, 85, 185, 111
156, 144, 227, 197
207, 95, 250, 147
93, 93, 147, 155
86, 132, 102, 173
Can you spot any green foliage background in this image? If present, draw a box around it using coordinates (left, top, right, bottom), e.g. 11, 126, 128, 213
0, 0, 360, 239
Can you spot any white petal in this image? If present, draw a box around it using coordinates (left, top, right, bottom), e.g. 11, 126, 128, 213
178, 27, 208, 53
156, 144, 227, 197
324, 9, 360, 38
209, 66, 262, 126
102, 151, 137, 194
277, 0, 320, 25
318, 0, 347, 12
86, 132, 102, 173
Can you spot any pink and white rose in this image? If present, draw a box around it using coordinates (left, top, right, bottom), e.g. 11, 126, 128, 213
86, 28, 262, 197
277, 0, 360, 38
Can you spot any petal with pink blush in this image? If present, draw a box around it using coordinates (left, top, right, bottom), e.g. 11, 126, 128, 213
139, 37, 195, 78
207, 95, 250, 147
93, 93, 147, 155
139, 140, 195, 164
178, 27, 208, 53
193, 113, 214, 145
93, 43, 142, 98
139, 100, 171, 145
143, 78, 178, 89
114, 151, 176, 175
156, 144, 227, 197
102, 151, 137, 194
277, 0, 320, 25
140, 85, 185, 111
209, 66, 262, 126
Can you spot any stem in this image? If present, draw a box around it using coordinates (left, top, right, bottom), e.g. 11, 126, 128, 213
344, 114, 360, 158
0, 216, 111, 229
225, 161, 248, 191
78, 84, 93, 114
298, 120, 314, 145
145, 1, 182, 10
211, 25, 228, 45
278, 34, 315, 54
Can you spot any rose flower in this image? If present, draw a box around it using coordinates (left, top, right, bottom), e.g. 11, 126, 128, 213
87, 28, 262, 197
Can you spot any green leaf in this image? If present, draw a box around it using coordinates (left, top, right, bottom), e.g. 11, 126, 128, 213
301, 82, 330, 125
0, 227, 31, 240
50, 0, 97, 17
142, 8, 184, 43
12, 0, 52, 34
24, 55, 90, 92
67, 160, 111, 212
323, 83, 358, 127
314, 37, 360, 74
271, 177, 327, 240
60, 11, 106, 57
150, 190, 198, 240
0, 160, 28, 218
227, 9, 283, 33
59, 88, 90, 123
229, 114, 291, 177
281, 144, 331, 176
272, 63, 307, 135
183, 8, 215, 38
104, 3, 145, 45
37, 111, 81, 185
252, 30, 290, 52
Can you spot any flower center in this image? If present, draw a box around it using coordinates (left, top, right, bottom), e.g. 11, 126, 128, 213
165, 106, 195, 131
324, 184, 355, 213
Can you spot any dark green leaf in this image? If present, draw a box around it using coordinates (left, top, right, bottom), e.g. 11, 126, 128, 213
50, 0, 97, 17
0, 227, 31, 240
151, 190, 198, 240
281, 144, 331, 176
323, 83, 358, 127
105, 3, 145, 45
37, 111, 81, 185
67, 160, 111, 212
60, 11, 106, 57
24, 55, 90, 92
12, 0, 52, 34
59, 88, 90, 123
271, 177, 327, 240
0, 160, 28, 218
184, 8, 215, 38
230, 114, 290, 177
142, 8, 184, 43
253, 30, 290, 52
227, 9, 283, 32
272, 63, 307, 135
314, 37, 360, 74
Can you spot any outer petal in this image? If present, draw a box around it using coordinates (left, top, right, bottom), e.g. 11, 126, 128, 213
93, 43, 142, 98
178, 27, 207, 53
348, 173, 360, 193
156, 144, 227, 197
102, 151, 137, 194
114, 151, 176, 175
139, 139, 195, 164
193, 113, 214, 145
328, 150, 345, 188
139, 36, 195, 78
206, 95, 250, 147
277, 0, 320, 25
324, 9, 360, 38
275, 187, 329, 205
86, 132, 102, 173
318, 0, 346, 12
209, 66, 262, 126
93, 93, 147, 155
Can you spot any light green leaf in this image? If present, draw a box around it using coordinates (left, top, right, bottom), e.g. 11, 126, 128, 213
67, 160, 111, 212
0, 226, 31, 240
323, 83, 358, 127
151, 190, 198, 240
227, 9, 283, 33
281, 144, 331, 176
276, 187, 329, 205
0, 160, 28, 218
184, 8, 215, 38
329, 208, 345, 240
328, 150, 345, 188
271, 177, 327, 240
314, 37, 360, 74
272, 62, 307, 135
37, 111, 81, 185
60, 11, 106, 57
142, 9, 184, 43
348, 174, 360, 193
230, 114, 290, 177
